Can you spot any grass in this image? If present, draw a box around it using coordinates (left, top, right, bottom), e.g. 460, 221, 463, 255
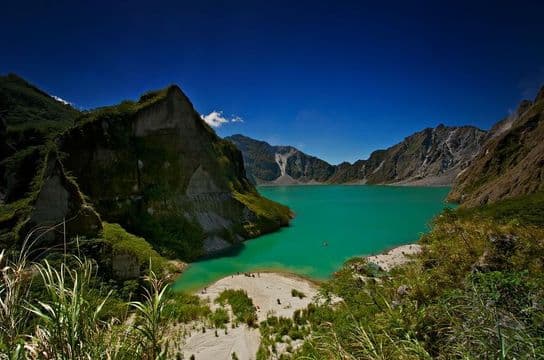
291, 289, 306, 299
102, 222, 171, 275
0, 245, 195, 359
255, 192, 544, 359
233, 191, 292, 237
215, 289, 258, 327
457, 190, 544, 226
209, 308, 230, 328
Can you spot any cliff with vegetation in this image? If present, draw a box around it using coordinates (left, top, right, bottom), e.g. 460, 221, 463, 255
0, 74, 291, 272
449, 88, 544, 206
228, 125, 487, 186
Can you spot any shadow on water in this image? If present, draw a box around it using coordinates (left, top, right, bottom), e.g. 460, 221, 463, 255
194, 242, 246, 262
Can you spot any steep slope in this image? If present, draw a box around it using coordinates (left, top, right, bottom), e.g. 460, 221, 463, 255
58, 86, 291, 259
0, 75, 291, 264
448, 88, 544, 206
230, 125, 486, 186
0, 73, 79, 158
0, 74, 80, 203
226, 134, 335, 184
331, 125, 487, 185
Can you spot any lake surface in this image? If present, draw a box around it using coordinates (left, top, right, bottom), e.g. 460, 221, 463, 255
173, 185, 451, 291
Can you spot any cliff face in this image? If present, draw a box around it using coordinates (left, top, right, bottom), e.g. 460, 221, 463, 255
229, 125, 486, 186
59, 86, 290, 259
448, 88, 544, 206
332, 125, 487, 186
0, 76, 291, 263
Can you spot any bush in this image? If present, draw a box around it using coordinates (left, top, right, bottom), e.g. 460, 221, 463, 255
210, 308, 230, 328
163, 292, 211, 323
291, 288, 306, 299
216, 289, 257, 327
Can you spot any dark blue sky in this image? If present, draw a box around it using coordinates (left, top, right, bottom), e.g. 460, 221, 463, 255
2, 1, 544, 164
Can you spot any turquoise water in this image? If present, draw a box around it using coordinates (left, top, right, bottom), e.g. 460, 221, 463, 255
173, 185, 450, 291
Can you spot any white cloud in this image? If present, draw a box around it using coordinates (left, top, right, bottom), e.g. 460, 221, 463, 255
200, 111, 244, 127
51, 95, 72, 106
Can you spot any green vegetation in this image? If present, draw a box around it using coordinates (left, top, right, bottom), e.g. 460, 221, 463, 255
258, 192, 543, 359
102, 222, 171, 274
210, 308, 230, 328
215, 289, 258, 327
233, 191, 292, 236
291, 289, 306, 299
457, 190, 544, 226
163, 292, 211, 323
0, 73, 80, 146
129, 211, 205, 261
0, 247, 216, 359
258, 316, 310, 359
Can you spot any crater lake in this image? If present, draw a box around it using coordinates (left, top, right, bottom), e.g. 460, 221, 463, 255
174, 185, 451, 291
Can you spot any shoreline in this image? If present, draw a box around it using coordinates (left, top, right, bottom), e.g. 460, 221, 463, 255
258, 182, 452, 189
177, 242, 421, 294
178, 243, 422, 358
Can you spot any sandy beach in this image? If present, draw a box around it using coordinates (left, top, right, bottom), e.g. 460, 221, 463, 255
181, 244, 422, 359
365, 244, 422, 271
181, 272, 319, 359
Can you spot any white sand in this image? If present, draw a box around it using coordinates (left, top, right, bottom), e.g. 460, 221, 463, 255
198, 272, 319, 322
365, 244, 422, 271
181, 272, 319, 360
180, 244, 420, 359
182, 325, 260, 360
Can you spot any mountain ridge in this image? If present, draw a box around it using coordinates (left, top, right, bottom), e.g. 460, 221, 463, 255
227, 124, 487, 186
448, 87, 544, 206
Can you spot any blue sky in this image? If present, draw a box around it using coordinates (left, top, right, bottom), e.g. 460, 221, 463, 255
2, 0, 544, 164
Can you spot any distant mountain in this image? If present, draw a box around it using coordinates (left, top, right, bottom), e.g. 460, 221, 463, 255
448, 87, 544, 206
227, 125, 487, 186
331, 125, 487, 186
225, 134, 335, 185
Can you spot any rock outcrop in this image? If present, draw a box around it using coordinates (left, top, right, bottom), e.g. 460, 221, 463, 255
448, 87, 544, 206
58, 86, 290, 259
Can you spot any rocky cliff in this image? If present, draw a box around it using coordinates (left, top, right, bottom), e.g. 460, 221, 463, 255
59, 86, 291, 258
332, 125, 487, 185
229, 125, 487, 186
0, 75, 291, 266
448, 88, 544, 206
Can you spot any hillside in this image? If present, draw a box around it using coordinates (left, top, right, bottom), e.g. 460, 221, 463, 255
0, 75, 291, 267
228, 125, 487, 186
449, 87, 544, 206
0, 73, 79, 159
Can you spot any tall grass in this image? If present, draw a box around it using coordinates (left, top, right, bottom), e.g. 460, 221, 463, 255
0, 250, 29, 359
130, 269, 170, 360
25, 257, 111, 359
0, 225, 182, 360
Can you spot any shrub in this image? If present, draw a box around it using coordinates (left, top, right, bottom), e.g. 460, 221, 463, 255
216, 289, 257, 327
291, 288, 306, 299
210, 308, 230, 328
